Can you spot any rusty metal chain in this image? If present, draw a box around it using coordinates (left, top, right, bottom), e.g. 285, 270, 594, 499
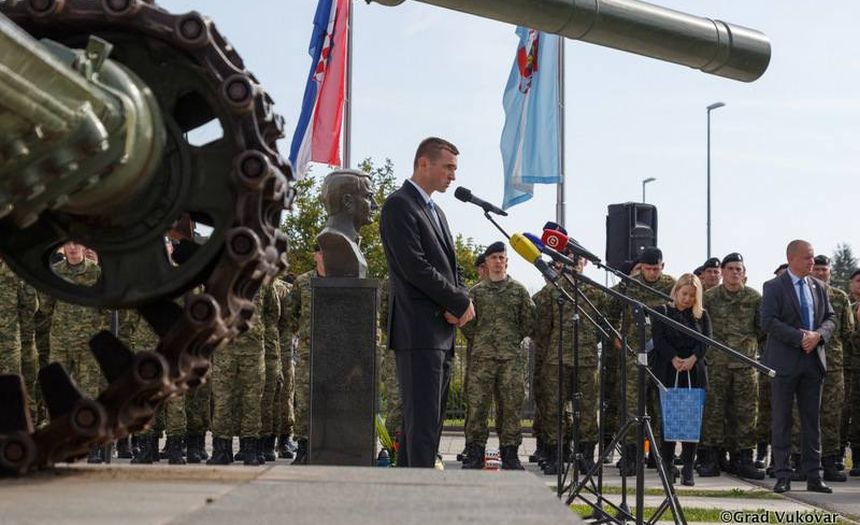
0, 0, 292, 474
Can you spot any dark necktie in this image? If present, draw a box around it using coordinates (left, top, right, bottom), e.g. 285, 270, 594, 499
797, 278, 812, 330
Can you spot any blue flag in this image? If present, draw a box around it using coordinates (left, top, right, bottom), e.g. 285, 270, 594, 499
500, 28, 561, 209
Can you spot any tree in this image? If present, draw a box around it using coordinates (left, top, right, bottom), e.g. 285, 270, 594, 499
453, 234, 486, 287
831, 243, 857, 294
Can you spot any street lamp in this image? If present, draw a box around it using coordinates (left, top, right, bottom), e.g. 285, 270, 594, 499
706, 101, 725, 258
642, 177, 656, 202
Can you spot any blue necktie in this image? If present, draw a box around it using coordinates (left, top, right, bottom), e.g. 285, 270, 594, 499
427, 199, 442, 232
797, 278, 812, 330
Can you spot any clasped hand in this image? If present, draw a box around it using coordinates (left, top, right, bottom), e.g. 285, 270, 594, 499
444, 300, 476, 328
672, 355, 697, 372
800, 330, 821, 353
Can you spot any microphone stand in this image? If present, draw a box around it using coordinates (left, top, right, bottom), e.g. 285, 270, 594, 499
556, 269, 775, 525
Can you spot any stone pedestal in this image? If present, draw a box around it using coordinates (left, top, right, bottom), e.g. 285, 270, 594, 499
309, 277, 378, 466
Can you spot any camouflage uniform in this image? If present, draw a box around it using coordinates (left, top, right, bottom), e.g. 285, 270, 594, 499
39, 259, 106, 399
260, 280, 284, 439
1, 260, 40, 416
608, 273, 675, 444
791, 287, 852, 458
274, 278, 295, 439
532, 277, 604, 445
120, 310, 186, 438
700, 285, 764, 452
460, 276, 535, 447
211, 284, 275, 439
289, 270, 318, 442
846, 299, 860, 450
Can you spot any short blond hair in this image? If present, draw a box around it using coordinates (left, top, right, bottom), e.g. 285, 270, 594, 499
670, 273, 704, 319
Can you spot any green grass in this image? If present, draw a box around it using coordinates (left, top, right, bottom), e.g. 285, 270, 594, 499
570, 505, 849, 523
593, 486, 780, 499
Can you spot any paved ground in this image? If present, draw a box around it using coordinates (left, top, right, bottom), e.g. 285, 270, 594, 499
1, 433, 857, 524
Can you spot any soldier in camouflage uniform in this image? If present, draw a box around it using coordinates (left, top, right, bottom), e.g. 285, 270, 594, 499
700, 257, 722, 292
847, 269, 860, 476
18, 282, 38, 423
459, 242, 534, 470
533, 256, 605, 476
274, 274, 296, 459
608, 247, 674, 474
457, 255, 487, 464
120, 309, 188, 464
36, 243, 109, 462
208, 282, 277, 466
288, 246, 325, 464
698, 253, 765, 479
259, 277, 285, 461
809, 255, 854, 481
0, 257, 37, 378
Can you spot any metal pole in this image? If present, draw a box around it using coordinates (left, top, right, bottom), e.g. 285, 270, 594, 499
706, 109, 711, 258
642, 180, 646, 203
343, 0, 353, 169
706, 102, 724, 259
556, 36, 565, 228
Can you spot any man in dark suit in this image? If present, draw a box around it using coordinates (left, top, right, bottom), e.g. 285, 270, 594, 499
761, 239, 837, 493
380, 137, 475, 468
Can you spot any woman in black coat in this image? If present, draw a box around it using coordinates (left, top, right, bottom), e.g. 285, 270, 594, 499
651, 273, 711, 486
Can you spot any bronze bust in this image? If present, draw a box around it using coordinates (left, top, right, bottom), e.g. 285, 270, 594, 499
317, 169, 377, 278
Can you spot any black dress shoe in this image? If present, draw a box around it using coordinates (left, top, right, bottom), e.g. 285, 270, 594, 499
773, 478, 791, 493
806, 479, 833, 494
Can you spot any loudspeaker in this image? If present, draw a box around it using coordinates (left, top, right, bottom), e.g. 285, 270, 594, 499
605, 202, 658, 270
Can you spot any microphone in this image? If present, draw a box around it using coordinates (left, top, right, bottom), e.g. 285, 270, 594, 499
541, 223, 602, 264
524, 233, 579, 267
510, 233, 557, 282
454, 187, 508, 216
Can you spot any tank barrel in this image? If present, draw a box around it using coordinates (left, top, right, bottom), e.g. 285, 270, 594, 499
370, 0, 770, 82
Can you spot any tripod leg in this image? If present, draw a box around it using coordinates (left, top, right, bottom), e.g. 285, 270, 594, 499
645, 422, 687, 525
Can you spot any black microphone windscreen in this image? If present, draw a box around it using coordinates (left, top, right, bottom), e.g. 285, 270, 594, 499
454, 187, 472, 202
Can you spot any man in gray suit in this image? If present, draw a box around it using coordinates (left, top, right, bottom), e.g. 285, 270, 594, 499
762, 240, 837, 494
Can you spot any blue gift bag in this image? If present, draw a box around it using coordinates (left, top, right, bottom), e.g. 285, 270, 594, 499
659, 372, 706, 443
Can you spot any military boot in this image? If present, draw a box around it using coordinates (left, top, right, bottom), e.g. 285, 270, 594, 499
87, 445, 104, 464
727, 449, 740, 475
199, 434, 210, 461
836, 446, 846, 471
259, 435, 277, 461
166, 436, 186, 465
185, 433, 203, 464
255, 438, 266, 464
278, 435, 294, 459
717, 448, 730, 473
292, 438, 308, 465
823, 455, 847, 482
736, 449, 765, 480
240, 437, 260, 466
579, 442, 596, 474
500, 445, 524, 470
116, 437, 133, 459
457, 445, 469, 463
131, 437, 154, 464
851, 448, 860, 477
542, 444, 560, 475
151, 435, 161, 463
131, 435, 141, 457
462, 443, 485, 470
697, 447, 720, 478
754, 442, 768, 469
206, 437, 231, 465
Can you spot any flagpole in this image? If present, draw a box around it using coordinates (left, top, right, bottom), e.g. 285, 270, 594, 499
343, 0, 353, 169
555, 36, 566, 228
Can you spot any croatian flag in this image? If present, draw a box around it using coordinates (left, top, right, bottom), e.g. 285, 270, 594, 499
289, 0, 350, 179
500, 27, 561, 209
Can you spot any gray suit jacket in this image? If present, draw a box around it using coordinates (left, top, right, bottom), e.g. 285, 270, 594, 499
760, 271, 836, 376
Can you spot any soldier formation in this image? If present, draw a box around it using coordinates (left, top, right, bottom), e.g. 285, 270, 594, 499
2, 236, 859, 479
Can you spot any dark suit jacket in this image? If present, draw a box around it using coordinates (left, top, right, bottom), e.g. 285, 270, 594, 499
380, 181, 470, 351
760, 271, 836, 376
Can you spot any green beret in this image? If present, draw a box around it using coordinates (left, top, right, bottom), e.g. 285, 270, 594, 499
484, 241, 506, 257
774, 263, 788, 275
638, 247, 662, 265
475, 254, 486, 267
813, 255, 831, 267
702, 257, 721, 269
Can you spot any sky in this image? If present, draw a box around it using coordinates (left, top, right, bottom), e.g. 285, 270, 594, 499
161, 0, 859, 294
